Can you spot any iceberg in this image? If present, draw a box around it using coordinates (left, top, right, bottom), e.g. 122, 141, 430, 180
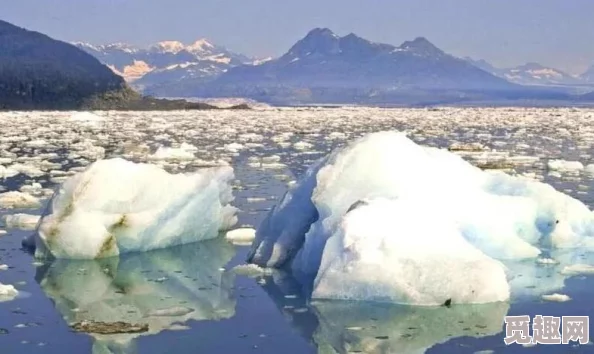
248, 131, 594, 305
31, 158, 237, 259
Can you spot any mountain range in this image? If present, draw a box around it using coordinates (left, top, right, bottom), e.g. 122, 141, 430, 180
78, 28, 594, 105
0, 19, 240, 110
75, 40, 265, 91
2, 18, 593, 108
464, 58, 590, 86
0, 19, 126, 109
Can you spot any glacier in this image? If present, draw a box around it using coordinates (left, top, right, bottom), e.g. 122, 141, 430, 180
30, 158, 237, 259
248, 131, 594, 305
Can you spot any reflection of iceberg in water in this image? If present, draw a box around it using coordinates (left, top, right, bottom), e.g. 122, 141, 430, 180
35, 238, 237, 354
260, 271, 509, 354
311, 301, 509, 354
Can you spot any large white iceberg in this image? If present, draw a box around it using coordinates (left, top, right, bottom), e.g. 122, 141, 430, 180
31, 158, 237, 259
248, 131, 594, 305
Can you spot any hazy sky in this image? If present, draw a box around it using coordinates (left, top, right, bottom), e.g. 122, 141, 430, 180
3, 0, 594, 74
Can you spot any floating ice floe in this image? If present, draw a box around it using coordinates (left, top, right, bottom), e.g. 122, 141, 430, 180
0, 191, 41, 209
29, 158, 237, 259
248, 131, 594, 306
69, 112, 106, 124
225, 228, 256, 244
3, 213, 40, 230
542, 293, 571, 302
0, 165, 19, 179
547, 159, 584, 172
149, 144, 197, 161
0, 282, 18, 301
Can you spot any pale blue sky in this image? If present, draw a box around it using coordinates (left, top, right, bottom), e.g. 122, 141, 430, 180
3, 0, 593, 74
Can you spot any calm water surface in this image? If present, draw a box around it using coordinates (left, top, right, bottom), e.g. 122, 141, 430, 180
1, 108, 594, 353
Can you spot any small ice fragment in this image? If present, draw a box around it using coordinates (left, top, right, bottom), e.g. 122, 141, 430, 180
293, 141, 313, 150
547, 160, 584, 172
3, 214, 40, 230
541, 293, 571, 302
225, 228, 256, 243
168, 324, 191, 331
0, 265, 7, 270
537, 258, 559, 265
560, 264, 594, 276
147, 307, 194, 317
0, 191, 41, 209
0, 282, 18, 300
233, 264, 273, 277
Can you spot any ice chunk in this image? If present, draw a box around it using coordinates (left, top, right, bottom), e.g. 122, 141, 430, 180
0, 264, 7, 270
69, 112, 105, 123
560, 264, 594, 276
448, 142, 485, 151
3, 213, 40, 230
249, 131, 594, 305
0, 282, 18, 301
547, 159, 584, 172
0, 165, 19, 178
147, 307, 194, 317
541, 293, 571, 302
225, 228, 256, 244
233, 264, 273, 277
149, 146, 196, 161
224, 143, 245, 152
311, 198, 510, 305
0, 191, 41, 209
585, 164, 594, 175
32, 158, 237, 259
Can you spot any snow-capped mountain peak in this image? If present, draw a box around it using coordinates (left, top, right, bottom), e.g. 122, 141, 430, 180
152, 40, 186, 54
186, 39, 215, 53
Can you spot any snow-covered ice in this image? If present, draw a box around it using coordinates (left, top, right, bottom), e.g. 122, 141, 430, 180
547, 159, 584, 172
248, 131, 594, 305
31, 158, 237, 259
541, 293, 571, 302
225, 228, 256, 244
0, 191, 41, 209
3, 213, 40, 230
0, 282, 18, 301
560, 264, 594, 276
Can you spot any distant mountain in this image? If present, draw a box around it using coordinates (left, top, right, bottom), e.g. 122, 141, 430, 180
465, 58, 581, 86
75, 39, 256, 90
0, 19, 126, 109
146, 28, 519, 104
0, 20, 249, 111
581, 64, 594, 83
